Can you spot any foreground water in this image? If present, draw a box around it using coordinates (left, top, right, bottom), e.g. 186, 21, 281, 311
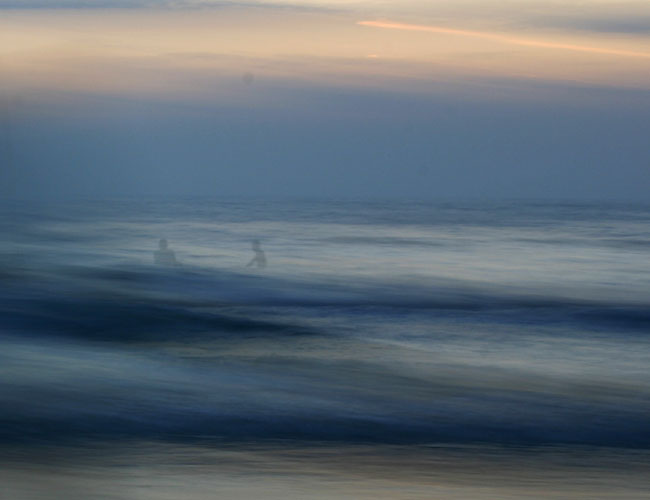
1, 199, 649, 498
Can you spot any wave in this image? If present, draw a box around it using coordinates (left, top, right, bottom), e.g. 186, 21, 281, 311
2, 263, 650, 345
2, 320, 649, 450
1, 296, 319, 344
2, 403, 648, 448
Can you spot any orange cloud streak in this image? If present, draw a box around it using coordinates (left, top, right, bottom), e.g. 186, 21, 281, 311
358, 20, 650, 59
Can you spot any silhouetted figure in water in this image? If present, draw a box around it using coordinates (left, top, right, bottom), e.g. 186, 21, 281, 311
154, 238, 179, 266
246, 239, 266, 269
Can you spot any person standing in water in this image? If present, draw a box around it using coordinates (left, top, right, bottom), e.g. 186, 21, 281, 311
246, 239, 266, 269
154, 238, 179, 266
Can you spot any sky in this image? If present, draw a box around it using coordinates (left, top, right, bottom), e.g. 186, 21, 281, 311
1, 0, 649, 200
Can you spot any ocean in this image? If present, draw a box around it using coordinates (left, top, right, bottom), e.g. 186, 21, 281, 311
1, 198, 649, 499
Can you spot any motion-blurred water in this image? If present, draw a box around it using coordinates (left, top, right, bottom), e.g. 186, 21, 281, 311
2, 199, 649, 498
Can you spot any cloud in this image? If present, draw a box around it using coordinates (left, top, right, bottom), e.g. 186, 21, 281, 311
493, 1, 650, 35
0, 0, 258, 9
528, 15, 650, 35
0, 0, 337, 14
358, 20, 650, 59
0, 0, 158, 7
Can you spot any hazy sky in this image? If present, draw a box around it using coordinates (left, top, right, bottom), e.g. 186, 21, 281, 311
2, 0, 649, 200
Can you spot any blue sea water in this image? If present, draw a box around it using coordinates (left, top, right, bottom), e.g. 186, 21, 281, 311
1, 198, 649, 498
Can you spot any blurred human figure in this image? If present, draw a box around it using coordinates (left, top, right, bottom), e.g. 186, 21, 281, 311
154, 238, 179, 266
246, 239, 266, 269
